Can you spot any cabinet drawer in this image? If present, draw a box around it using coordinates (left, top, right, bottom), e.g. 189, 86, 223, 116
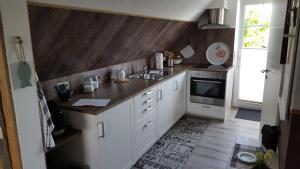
134, 89, 155, 106
135, 101, 155, 120
135, 112, 156, 157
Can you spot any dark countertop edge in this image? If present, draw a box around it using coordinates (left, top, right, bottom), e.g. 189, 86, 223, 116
60, 67, 189, 115
60, 64, 233, 116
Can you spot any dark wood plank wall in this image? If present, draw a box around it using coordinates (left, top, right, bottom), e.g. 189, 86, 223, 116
28, 5, 235, 81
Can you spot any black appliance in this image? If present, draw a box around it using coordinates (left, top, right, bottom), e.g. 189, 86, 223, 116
190, 70, 227, 106
47, 101, 65, 137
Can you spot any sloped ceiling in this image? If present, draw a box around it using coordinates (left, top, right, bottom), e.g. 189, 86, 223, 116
27, 0, 213, 21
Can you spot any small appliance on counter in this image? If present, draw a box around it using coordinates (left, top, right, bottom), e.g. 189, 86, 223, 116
55, 82, 73, 101
83, 77, 94, 93
149, 52, 164, 69
82, 75, 101, 93
47, 100, 65, 137
116, 69, 126, 82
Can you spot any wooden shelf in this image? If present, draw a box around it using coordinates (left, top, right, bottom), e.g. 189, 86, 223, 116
46, 127, 81, 154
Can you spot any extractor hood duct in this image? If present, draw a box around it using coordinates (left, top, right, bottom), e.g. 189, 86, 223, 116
198, 0, 230, 29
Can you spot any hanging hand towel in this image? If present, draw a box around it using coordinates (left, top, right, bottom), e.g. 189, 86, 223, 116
37, 80, 55, 149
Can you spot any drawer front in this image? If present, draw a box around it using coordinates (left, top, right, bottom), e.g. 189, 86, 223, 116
134, 101, 155, 120
134, 88, 156, 120
135, 112, 156, 157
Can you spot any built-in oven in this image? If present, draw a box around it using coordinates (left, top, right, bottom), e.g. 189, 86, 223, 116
189, 71, 226, 106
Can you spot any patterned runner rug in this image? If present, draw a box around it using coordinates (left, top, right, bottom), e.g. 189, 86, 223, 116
132, 117, 209, 169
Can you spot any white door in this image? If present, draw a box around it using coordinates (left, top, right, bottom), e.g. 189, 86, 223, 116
173, 72, 186, 120
157, 80, 173, 137
233, 0, 273, 109
97, 99, 133, 169
261, 0, 287, 127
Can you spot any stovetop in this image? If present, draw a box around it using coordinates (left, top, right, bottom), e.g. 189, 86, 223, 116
192, 64, 231, 71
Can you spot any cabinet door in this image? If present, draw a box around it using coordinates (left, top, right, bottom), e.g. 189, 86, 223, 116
97, 99, 133, 169
173, 72, 186, 119
157, 79, 174, 137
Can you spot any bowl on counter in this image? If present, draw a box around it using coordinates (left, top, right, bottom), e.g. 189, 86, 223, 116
173, 58, 183, 65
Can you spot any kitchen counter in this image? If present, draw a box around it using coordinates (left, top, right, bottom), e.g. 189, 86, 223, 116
58, 64, 193, 115
58, 64, 233, 115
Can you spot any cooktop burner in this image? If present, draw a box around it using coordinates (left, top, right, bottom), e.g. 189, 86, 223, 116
193, 64, 231, 70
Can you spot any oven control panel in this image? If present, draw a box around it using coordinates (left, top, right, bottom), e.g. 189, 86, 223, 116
189, 70, 226, 80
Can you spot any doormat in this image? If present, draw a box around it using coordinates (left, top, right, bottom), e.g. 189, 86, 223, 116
229, 143, 262, 169
132, 117, 208, 169
235, 108, 261, 122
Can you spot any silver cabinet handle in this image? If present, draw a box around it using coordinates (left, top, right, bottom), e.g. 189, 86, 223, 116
144, 98, 153, 104
143, 121, 153, 128
144, 90, 153, 95
97, 122, 105, 138
144, 106, 153, 112
157, 89, 162, 100
175, 81, 179, 90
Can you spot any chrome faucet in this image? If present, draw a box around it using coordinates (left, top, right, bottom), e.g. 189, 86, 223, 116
143, 65, 148, 74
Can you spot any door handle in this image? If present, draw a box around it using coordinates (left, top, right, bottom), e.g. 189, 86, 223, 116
143, 121, 153, 128
261, 69, 272, 73
97, 122, 105, 138
144, 98, 153, 104
174, 81, 179, 91
157, 89, 163, 100
144, 90, 153, 95
144, 106, 153, 112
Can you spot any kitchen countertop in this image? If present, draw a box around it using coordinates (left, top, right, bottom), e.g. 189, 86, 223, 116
58, 64, 233, 115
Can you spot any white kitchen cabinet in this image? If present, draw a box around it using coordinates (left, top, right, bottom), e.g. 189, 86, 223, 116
96, 99, 134, 169
156, 72, 186, 138
172, 72, 187, 120
63, 99, 134, 169
157, 78, 174, 137
133, 87, 157, 161
61, 71, 188, 169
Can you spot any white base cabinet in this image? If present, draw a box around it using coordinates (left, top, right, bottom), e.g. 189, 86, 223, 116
62, 72, 187, 169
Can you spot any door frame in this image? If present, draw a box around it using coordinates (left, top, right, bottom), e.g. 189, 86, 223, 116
233, 0, 273, 110
0, 16, 23, 169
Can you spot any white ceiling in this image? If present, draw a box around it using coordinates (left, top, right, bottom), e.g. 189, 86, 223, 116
28, 0, 214, 21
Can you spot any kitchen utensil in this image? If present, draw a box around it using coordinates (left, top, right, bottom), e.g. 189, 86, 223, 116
180, 45, 195, 59
167, 58, 174, 67
237, 152, 256, 164
92, 75, 100, 89
206, 42, 230, 65
116, 69, 126, 81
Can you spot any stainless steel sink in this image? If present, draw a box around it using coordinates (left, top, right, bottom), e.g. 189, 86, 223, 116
128, 70, 170, 80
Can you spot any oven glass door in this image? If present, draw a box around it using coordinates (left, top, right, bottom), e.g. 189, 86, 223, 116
190, 77, 226, 106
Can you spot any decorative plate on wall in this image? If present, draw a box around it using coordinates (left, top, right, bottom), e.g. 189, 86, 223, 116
206, 42, 230, 65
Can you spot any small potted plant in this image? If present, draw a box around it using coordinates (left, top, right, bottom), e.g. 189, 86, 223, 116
252, 150, 274, 169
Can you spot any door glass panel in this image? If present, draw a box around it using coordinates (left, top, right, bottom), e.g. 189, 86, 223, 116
239, 49, 267, 102
238, 3, 272, 103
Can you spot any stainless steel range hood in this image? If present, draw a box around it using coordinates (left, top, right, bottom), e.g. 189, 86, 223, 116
198, 8, 229, 29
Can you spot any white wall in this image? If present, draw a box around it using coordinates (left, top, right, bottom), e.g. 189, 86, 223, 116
0, 0, 46, 169
29, 0, 238, 27
0, 0, 238, 168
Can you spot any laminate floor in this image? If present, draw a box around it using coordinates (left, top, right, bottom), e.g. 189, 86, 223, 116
184, 108, 261, 169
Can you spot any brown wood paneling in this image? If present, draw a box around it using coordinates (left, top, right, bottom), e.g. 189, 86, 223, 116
0, 18, 22, 169
28, 5, 192, 81
279, 109, 300, 169
28, 5, 235, 82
